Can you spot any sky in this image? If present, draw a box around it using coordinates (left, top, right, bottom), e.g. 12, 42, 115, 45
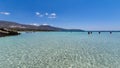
0, 0, 120, 30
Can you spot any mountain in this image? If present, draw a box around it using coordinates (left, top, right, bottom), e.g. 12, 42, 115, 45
0, 20, 84, 31
0, 20, 39, 30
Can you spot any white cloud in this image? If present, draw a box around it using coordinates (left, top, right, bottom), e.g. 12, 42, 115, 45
36, 12, 40, 15
51, 13, 56, 16
30, 23, 40, 26
35, 12, 44, 17
30, 23, 49, 26
48, 13, 57, 19
42, 23, 49, 26
35, 12, 57, 19
0, 12, 10, 15
45, 13, 48, 16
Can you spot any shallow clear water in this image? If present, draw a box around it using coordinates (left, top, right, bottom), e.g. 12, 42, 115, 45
0, 32, 120, 68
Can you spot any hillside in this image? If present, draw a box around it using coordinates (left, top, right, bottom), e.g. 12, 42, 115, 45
0, 20, 84, 31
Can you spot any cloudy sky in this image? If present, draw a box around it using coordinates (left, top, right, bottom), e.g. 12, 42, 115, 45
0, 0, 120, 30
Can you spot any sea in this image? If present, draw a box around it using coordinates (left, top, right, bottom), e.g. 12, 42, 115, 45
0, 32, 120, 68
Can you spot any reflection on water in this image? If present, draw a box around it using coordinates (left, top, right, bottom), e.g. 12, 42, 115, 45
0, 32, 120, 68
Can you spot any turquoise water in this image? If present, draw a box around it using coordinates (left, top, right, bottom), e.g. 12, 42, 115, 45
0, 32, 120, 68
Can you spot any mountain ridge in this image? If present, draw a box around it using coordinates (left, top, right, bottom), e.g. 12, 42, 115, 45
0, 20, 84, 31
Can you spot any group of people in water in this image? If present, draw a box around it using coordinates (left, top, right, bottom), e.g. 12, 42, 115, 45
88, 31, 112, 35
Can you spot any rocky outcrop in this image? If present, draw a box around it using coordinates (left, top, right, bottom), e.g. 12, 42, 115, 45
0, 28, 20, 37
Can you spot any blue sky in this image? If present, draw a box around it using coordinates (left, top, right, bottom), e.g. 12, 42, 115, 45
0, 0, 120, 30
